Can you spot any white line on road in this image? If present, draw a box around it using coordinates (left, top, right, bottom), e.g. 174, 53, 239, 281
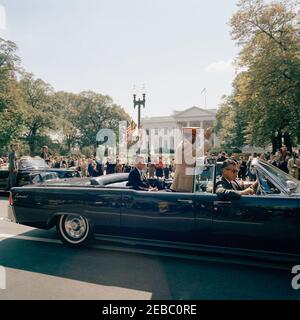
0, 233, 61, 244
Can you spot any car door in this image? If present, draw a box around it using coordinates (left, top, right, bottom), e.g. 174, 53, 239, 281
29, 186, 122, 235
83, 187, 122, 235
193, 163, 215, 245
212, 195, 299, 254
193, 161, 299, 254
0, 168, 9, 189
121, 190, 195, 243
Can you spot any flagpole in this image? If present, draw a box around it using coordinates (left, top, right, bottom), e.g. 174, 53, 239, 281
201, 88, 207, 108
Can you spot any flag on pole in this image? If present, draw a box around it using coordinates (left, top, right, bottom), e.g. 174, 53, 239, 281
126, 121, 136, 143
201, 88, 207, 108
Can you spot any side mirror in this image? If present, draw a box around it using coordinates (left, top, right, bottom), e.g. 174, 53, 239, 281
286, 180, 298, 192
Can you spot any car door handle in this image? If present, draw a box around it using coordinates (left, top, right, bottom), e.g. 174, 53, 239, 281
94, 201, 104, 205
213, 201, 231, 205
177, 199, 193, 204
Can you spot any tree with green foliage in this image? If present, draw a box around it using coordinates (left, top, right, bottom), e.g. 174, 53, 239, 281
0, 38, 134, 156
51, 91, 81, 152
216, 0, 300, 152
72, 91, 132, 149
19, 72, 55, 155
0, 38, 24, 154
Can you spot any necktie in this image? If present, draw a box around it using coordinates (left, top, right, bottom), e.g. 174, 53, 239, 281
232, 180, 241, 190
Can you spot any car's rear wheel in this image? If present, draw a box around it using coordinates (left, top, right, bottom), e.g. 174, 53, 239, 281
56, 214, 93, 247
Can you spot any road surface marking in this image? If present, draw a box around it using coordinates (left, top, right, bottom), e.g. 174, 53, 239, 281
0, 233, 61, 244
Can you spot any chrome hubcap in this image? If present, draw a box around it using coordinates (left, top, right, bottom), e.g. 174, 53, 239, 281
64, 215, 87, 239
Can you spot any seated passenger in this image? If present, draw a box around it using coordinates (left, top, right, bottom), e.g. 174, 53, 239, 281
127, 156, 158, 192
216, 159, 258, 200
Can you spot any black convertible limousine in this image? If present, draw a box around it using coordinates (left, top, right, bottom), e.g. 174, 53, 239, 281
0, 156, 81, 190
8, 159, 300, 261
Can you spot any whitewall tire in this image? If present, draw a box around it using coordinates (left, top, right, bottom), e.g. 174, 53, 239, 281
56, 214, 93, 247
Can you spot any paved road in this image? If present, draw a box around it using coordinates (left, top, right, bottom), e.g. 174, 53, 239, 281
0, 197, 299, 300
0, 196, 9, 221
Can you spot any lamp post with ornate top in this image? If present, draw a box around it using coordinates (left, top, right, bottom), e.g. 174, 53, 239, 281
132, 85, 146, 155
133, 85, 146, 130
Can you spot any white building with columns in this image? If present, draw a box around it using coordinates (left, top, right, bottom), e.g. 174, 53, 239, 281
140, 106, 218, 158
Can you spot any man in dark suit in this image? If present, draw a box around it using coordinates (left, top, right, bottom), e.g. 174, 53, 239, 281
127, 156, 158, 191
5, 143, 19, 190
95, 159, 103, 176
216, 159, 258, 200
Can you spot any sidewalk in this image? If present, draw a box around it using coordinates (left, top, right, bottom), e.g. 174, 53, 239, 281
0, 196, 8, 220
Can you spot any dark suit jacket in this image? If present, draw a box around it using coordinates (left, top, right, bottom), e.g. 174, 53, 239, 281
127, 167, 150, 191
216, 177, 243, 200
96, 161, 103, 176
8, 150, 17, 172
88, 164, 98, 177
40, 152, 51, 160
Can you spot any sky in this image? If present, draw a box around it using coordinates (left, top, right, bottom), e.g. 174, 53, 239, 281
0, 0, 240, 122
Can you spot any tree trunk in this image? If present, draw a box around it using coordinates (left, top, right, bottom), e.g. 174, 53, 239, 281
283, 132, 293, 152
272, 131, 282, 154
66, 138, 71, 153
28, 139, 35, 156
28, 127, 37, 156
271, 135, 278, 154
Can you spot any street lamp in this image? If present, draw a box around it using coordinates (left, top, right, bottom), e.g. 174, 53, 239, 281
146, 129, 151, 163
133, 84, 146, 129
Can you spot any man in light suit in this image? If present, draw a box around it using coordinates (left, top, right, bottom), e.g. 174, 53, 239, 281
5, 143, 19, 190
171, 127, 213, 193
127, 156, 158, 191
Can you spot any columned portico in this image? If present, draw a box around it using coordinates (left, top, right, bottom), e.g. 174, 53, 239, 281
141, 106, 219, 158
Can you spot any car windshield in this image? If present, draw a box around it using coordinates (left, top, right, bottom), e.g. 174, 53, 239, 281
258, 160, 300, 193
32, 172, 59, 183
194, 159, 214, 193
19, 158, 49, 169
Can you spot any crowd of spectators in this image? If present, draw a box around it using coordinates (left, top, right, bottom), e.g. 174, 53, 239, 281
210, 146, 300, 180
1, 145, 300, 181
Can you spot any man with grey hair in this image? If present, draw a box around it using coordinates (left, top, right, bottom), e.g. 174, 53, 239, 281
216, 159, 258, 200
127, 156, 158, 191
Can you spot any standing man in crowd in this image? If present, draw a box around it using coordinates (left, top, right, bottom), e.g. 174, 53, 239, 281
96, 158, 104, 176
40, 145, 51, 165
106, 157, 116, 174
239, 156, 247, 180
5, 143, 19, 190
278, 146, 289, 173
287, 153, 300, 179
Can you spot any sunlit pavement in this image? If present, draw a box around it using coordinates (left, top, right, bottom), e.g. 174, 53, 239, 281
0, 196, 9, 221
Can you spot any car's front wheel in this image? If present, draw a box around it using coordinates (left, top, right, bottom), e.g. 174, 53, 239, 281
56, 214, 93, 247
